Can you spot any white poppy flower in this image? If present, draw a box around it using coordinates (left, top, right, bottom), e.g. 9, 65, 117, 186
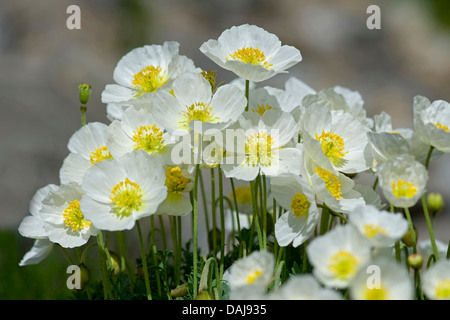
307, 224, 371, 288
302, 104, 372, 174
226, 250, 275, 291
422, 260, 450, 300
80, 150, 167, 231
151, 72, 247, 133
40, 182, 98, 248
106, 106, 174, 164
270, 274, 343, 300
348, 205, 409, 248
18, 184, 58, 266
270, 174, 319, 248
221, 109, 301, 181
200, 24, 302, 82
349, 257, 414, 300
376, 154, 428, 208
413, 95, 450, 153
60, 122, 113, 185
298, 144, 366, 214
101, 41, 198, 105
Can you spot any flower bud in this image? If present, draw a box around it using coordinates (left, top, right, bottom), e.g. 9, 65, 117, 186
109, 251, 121, 275
78, 263, 90, 290
78, 83, 92, 105
427, 193, 444, 214
401, 227, 418, 247
170, 283, 188, 298
407, 253, 423, 269
194, 290, 214, 300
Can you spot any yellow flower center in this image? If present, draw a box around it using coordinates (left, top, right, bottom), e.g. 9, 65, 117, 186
63, 200, 91, 232
364, 284, 389, 300
232, 186, 252, 205
245, 131, 275, 167
314, 167, 343, 200
252, 104, 276, 116
131, 65, 168, 96
89, 146, 113, 165
245, 269, 263, 284
290, 193, 310, 219
363, 224, 389, 238
315, 130, 348, 167
132, 125, 166, 154
391, 179, 417, 199
226, 47, 273, 69
328, 250, 359, 280
165, 166, 190, 194
436, 280, 450, 299
110, 178, 143, 218
179, 102, 219, 130
435, 122, 449, 132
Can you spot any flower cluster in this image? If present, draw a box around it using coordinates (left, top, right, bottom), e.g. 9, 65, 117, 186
18, 24, 450, 300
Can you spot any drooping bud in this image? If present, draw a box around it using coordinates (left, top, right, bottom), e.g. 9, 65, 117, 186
194, 290, 214, 300
170, 283, 188, 298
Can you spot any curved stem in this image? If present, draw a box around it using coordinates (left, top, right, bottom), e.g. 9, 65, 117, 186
404, 207, 417, 254
422, 194, 439, 261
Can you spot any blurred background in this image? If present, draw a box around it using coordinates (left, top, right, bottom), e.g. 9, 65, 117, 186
0, 0, 449, 298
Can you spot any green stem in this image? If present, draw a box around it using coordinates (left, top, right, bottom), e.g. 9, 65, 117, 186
169, 216, 180, 286
218, 165, 226, 295
404, 207, 417, 254
261, 175, 267, 250
136, 220, 152, 300
80, 242, 97, 265
210, 167, 217, 249
116, 231, 134, 283
319, 207, 330, 235
230, 178, 241, 235
250, 180, 263, 251
245, 80, 250, 111
150, 216, 162, 297
199, 169, 210, 240
158, 215, 168, 251
97, 231, 111, 300
425, 146, 434, 169
80, 104, 87, 126
422, 194, 440, 261
192, 164, 200, 297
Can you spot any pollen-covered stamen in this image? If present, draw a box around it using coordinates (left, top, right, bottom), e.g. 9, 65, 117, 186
252, 104, 276, 116
315, 130, 348, 167
63, 200, 91, 232
436, 280, 450, 299
435, 122, 449, 132
245, 269, 263, 284
179, 102, 219, 130
132, 125, 166, 154
391, 179, 417, 199
131, 65, 168, 96
363, 224, 389, 238
110, 178, 143, 218
90, 146, 113, 165
226, 47, 273, 70
165, 166, 190, 194
314, 167, 343, 200
290, 193, 310, 219
328, 250, 359, 280
365, 285, 388, 300
245, 131, 275, 167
